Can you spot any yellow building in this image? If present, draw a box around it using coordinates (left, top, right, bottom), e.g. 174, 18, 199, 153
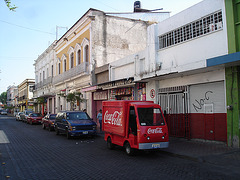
17, 79, 35, 112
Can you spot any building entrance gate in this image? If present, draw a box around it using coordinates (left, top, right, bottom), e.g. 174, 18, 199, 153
158, 86, 190, 139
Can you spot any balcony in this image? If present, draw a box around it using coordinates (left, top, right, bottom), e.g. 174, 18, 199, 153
53, 62, 89, 84
35, 62, 89, 90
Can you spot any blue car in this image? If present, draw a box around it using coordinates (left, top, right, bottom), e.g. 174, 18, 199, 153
55, 111, 97, 139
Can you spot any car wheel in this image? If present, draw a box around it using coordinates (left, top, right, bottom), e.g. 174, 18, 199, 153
125, 142, 134, 156
107, 137, 114, 150
55, 127, 59, 135
66, 131, 71, 139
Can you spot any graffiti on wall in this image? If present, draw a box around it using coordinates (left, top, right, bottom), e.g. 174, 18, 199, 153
192, 91, 213, 112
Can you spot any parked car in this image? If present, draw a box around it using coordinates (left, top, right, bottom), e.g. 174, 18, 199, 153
27, 113, 43, 125
1, 110, 7, 115
14, 109, 20, 117
55, 111, 97, 139
21, 110, 33, 122
16, 112, 24, 121
42, 114, 57, 131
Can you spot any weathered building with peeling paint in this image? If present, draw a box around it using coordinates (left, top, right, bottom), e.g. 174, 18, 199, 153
33, 8, 170, 121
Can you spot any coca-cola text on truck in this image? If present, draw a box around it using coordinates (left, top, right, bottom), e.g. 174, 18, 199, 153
102, 100, 169, 155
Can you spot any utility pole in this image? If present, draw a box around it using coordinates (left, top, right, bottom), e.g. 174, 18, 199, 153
56, 26, 68, 40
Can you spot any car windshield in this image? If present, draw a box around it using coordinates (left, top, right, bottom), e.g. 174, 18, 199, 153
49, 114, 56, 120
66, 112, 90, 120
32, 113, 41, 117
25, 111, 33, 115
137, 108, 165, 126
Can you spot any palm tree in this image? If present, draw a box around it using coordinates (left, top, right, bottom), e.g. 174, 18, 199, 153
66, 92, 84, 111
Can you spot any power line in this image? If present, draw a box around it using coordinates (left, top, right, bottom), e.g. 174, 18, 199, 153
92, 0, 119, 11
0, 19, 55, 35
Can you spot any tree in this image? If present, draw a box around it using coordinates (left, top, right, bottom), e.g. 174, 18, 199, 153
66, 92, 84, 111
36, 97, 45, 104
0, 92, 7, 105
4, 0, 17, 11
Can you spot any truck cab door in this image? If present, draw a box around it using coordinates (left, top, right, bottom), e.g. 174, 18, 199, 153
128, 106, 138, 145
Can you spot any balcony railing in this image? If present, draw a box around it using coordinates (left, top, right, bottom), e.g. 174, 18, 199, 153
35, 62, 89, 89
53, 62, 89, 84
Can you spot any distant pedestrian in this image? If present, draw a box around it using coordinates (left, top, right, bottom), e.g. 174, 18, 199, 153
97, 109, 102, 132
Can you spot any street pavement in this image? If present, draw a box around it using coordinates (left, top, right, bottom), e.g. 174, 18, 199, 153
0, 115, 240, 180
161, 137, 240, 172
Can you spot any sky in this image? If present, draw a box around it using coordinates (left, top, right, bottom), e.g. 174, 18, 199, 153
0, 0, 203, 94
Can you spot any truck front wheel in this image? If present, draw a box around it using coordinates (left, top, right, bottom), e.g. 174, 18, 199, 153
107, 137, 114, 150
125, 142, 134, 156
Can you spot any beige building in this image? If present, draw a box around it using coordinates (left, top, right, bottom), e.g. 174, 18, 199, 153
17, 79, 35, 112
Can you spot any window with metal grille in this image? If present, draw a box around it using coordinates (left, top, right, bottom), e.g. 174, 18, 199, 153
159, 10, 223, 49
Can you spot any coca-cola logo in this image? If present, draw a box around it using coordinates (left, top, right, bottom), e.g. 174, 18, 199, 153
147, 128, 163, 134
104, 110, 122, 126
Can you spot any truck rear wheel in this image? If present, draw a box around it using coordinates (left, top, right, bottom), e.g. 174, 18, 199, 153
107, 137, 114, 150
125, 142, 134, 156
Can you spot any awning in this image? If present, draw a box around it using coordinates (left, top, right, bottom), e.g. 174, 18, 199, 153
81, 86, 98, 93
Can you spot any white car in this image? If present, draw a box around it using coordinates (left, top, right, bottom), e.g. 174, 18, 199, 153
16, 112, 24, 121
1, 110, 7, 115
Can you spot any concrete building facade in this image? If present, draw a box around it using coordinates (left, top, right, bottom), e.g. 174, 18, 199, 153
107, 0, 239, 146
17, 79, 35, 112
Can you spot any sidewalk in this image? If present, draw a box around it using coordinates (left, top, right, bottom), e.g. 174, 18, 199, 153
161, 137, 240, 170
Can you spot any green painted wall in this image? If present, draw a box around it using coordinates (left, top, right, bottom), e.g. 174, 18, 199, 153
225, 0, 240, 147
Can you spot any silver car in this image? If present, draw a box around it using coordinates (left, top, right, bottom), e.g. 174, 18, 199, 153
1, 110, 7, 115
16, 112, 24, 121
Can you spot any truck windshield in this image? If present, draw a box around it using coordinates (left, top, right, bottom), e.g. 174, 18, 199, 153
137, 108, 165, 126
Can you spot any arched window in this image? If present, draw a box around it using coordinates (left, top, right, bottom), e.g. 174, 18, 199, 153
58, 63, 61, 74
77, 49, 81, 65
81, 38, 89, 64
75, 43, 81, 65
68, 46, 74, 69
51, 65, 54, 77
64, 59, 67, 72
61, 54, 67, 72
84, 45, 89, 63
70, 53, 74, 68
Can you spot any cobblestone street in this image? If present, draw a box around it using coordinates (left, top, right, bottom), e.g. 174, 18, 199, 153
0, 116, 239, 180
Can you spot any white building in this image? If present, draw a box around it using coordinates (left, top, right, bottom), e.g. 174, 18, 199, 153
34, 41, 56, 114
110, 0, 228, 143
7, 85, 18, 107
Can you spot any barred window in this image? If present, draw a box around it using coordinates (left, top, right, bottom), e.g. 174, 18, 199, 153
159, 10, 223, 49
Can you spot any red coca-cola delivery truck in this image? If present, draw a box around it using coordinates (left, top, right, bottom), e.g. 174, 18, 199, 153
102, 100, 169, 155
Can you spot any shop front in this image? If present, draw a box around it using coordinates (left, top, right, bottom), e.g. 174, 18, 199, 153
98, 78, 146, 101
92, 90, 108, 129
